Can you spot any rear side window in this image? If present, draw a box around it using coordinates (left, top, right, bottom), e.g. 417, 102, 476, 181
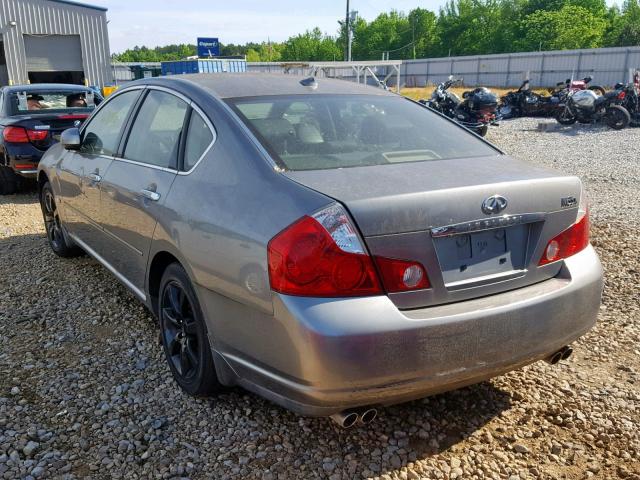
229, 94, 498, 171
80, 90, 139, 156
183, 112, 214, 171
124, 90, 189, 168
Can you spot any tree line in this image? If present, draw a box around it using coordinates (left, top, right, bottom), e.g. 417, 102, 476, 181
113, 0, 640, 63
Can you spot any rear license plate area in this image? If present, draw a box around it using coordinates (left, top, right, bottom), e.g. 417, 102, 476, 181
433, 225, 529, 288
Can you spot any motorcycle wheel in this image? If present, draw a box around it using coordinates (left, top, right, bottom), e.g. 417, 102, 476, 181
556, 107, 577, 125
476, 125, 489, 137
589, 86, 606, 96
605, 105, 631, 130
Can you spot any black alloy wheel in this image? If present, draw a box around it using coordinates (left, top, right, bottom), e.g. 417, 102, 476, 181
40, 182, 83, 257
42, 188, 63, 250
161, 280, 200, 380
158, 263, 223, 396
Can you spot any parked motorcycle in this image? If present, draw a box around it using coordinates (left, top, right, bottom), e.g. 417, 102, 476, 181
550, 76, 606, 97
499, 80, 560, 118
555, 85, 630, 130
419, 78, 498, 136
614, 80, 640, 126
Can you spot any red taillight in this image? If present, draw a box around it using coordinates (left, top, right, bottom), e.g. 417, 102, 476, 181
268, 205, 382, 297
2, 126, 48, 143
3, 126, 29, 143
58, 114, 89, 120
27, 129, 48, 141
539, 210, 590, 266
268, 204, 432, 297
374, 256, 430, 292
618, 91, 626, 100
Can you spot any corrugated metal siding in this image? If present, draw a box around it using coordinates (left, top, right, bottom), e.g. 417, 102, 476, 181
247, 46, 640, 88
0, 0, 111, 86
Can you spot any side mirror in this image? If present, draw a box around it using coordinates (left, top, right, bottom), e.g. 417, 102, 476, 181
61, 128, 81, 150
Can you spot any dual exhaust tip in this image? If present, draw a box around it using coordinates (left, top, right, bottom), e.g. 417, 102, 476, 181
545, 345, 573, 365
330, 407, 377, 428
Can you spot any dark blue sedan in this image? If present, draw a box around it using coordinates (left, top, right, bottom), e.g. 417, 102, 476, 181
0, 83, 102, 194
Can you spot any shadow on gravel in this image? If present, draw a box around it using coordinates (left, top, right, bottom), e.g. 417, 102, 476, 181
209, 379, 511, 476
0, 187, 39, 205
512, 119, 618, 137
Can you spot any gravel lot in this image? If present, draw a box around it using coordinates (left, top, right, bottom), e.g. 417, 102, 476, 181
1, 117, 639, 479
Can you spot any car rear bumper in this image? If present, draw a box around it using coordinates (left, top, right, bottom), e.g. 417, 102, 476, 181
4, 150, 42, 178
216, 245, 603, 416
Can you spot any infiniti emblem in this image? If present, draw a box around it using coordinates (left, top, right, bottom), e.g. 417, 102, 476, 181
481, 195, 508, 215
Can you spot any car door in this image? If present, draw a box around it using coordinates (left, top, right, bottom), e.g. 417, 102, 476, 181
98, 87, 190, 292
57, 88, 142, 249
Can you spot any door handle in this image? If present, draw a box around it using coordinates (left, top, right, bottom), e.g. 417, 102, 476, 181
87, 173, 102, 183
140, 189, 161, 201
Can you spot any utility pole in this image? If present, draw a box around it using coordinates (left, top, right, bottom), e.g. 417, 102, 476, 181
345, 0, 350, 61
412, 19, 416, 60
348, 10, 357, 62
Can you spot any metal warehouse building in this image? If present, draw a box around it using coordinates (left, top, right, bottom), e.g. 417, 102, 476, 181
0, 0, 111, 87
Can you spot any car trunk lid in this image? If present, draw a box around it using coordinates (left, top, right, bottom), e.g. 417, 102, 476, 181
5, 113, 90, 150
284, 155, 584, 308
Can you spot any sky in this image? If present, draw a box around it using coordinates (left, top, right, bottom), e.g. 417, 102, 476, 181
86, 0, 621, 53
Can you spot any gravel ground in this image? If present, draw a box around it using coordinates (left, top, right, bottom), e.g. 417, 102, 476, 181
0, 117, 639, 479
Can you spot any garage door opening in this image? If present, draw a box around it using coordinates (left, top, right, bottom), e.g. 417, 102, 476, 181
28, 71, 84, 84
24, 34, 85, 85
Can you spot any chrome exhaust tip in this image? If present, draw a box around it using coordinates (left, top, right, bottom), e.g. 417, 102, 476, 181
561, 346, 573, 360
359, 408, 377, 424
330, 411, 359, 429
545, 345, 572, 365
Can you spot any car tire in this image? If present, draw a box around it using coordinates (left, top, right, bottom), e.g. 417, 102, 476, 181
0, 165, 20, 195
158, 263, 224, 396
39, 182, 84, 257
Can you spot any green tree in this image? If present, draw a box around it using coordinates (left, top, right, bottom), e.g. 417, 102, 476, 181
408, 8, 440, 58
352, 10, 411, 60
245, 48, 261, 62
519, 4, 607, 51
436, 0, 506, 56
606, 0, 640, 46
281, 28, 341, 61
522, 0, 606, 15
113, 44, 196, 62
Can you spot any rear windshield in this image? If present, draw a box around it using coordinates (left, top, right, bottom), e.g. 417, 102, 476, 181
9, 90, 98, 116
227, 94, 498, 171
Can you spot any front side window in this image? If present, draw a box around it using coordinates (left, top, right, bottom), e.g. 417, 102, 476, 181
229, 94, 499, 171
80, 90, 139, 156
183, 112, 214, 171
124, 90, 189, 169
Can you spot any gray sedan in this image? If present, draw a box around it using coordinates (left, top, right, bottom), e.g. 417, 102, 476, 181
37, 74, 603, 427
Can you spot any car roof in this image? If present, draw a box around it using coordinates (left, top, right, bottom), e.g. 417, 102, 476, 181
143, 73, 397, 99
1, 84, 93, 93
